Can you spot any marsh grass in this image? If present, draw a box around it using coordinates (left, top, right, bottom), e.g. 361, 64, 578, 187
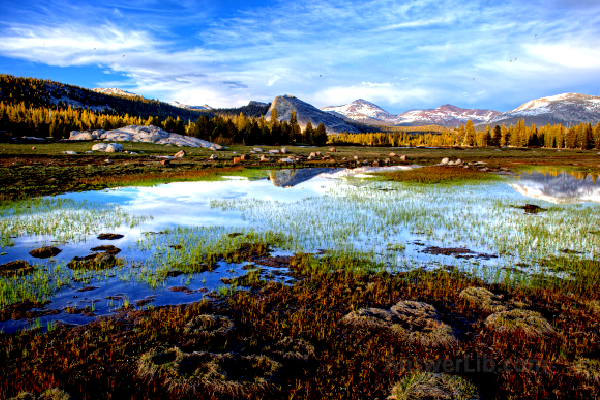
378, 166, 498, 185
459, 286, 507, 313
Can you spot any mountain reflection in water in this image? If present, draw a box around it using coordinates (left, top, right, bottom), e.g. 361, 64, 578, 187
509, 170, 600, 203
269, 168, 343, 187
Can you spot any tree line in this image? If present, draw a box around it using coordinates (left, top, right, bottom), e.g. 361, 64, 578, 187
0, 101, 329, 146
331, 118, 600, 149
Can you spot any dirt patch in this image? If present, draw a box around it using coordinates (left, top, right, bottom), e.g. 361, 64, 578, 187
514, 204, 546, 213
420, 246, 498, 260
0, 260, 34, 277
97, 233, 124, 240
0, 300, 61, 323
90, 245, 121, 254
168, 286, 194, 294
67, 252, 116, 270
28, 246, 62, 259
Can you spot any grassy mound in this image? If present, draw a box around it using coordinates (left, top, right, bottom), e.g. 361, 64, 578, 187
459, 286, 507, 312
262, 336, 316, 363
390, 301, 457, 347
380, 166, 492, 185
8, 389, 71, 400
182, 314, 235, 339
484, 309, 555, 337
137, 347, 282, 397
341, 308, 406, 339
342, 301, 456, 347
571, 358, 600, 383
387, 372, 480, 400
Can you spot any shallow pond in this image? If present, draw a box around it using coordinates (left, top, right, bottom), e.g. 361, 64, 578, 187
1, 166, 600, 333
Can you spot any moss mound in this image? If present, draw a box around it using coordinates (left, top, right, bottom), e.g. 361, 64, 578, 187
571, 358, 600, 383
387, 372, 480, 400
0, 260, 34, 277
137, 347, 282, 397
459, 286, 507, 312
484, 309, 555, 337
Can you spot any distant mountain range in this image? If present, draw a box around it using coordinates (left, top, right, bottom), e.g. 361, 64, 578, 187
169, 101, 213, 110
322, 94, 600, 128
487, 93, 600, 127
265, 95, 361, 135
321, 100, 501, 127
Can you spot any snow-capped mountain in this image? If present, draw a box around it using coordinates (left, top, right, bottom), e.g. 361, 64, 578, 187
91, 87, 140, 97
396, 105, 501, 127
321, 100, 501, 127
321, 99, 398, 124
169, 101, 213, 110
487, 93, 600, 126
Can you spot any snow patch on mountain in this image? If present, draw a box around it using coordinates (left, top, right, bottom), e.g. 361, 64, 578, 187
92, 88, 139, 97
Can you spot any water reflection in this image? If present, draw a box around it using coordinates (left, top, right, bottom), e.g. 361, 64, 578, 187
509, 170, 600, 203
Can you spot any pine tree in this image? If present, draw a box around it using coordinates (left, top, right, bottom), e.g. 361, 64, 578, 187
290, 110, 297, 125
492, 125, 501, 146
463, 119, 475, 146
501, 123, 509, 146
270, 108, 278, 125
483, 123, 491, 146
304, 121, 313, 144
314, 123, 328, 146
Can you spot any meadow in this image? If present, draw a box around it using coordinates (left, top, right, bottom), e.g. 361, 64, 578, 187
0, 143, 599, 400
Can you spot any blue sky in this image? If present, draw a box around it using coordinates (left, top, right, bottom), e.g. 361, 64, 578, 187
1, 0, 599, 114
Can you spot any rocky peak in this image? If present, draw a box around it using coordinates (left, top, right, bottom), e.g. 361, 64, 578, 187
266, 95, 360, 135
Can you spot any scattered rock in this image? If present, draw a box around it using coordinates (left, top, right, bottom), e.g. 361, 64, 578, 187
105, 143, 124, 153
160, 159, 170, 166
400, 154, 407, 161
97, 233, 124, 240
32, 146, 36, 150
269, 149, 280, 154
279, 157, 294, 163
354, 155, 359, 159
253, 147, 263, 152
29, 246, 62, 259
233, 157, 242, 164
329, 147, 336, 152
389, 152, 397, 157
441, 157, 450, 165
280, 147, 287, 154
91, 143, 108, 151
104, 158, 113, 164
174, 150, 185, 157
209, 154, 218, 160
0, 260, 34, 277
70, 125, 223, 149
62, 151, 77, 155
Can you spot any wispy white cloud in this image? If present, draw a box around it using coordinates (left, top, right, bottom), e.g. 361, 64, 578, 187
0, 0, 599, 112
